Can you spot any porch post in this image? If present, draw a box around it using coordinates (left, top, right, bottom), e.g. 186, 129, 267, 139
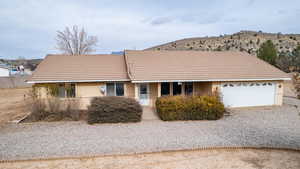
157, 83, 161, 97
134, 83, 139, 100
181, 82, 185, 96
170, 82, 173, 96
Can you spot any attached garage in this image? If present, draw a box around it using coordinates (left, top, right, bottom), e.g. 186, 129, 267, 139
221, 82, 277, 107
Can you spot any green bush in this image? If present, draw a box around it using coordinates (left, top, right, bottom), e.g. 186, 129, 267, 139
156, 95, 225, 121
87, 96, 142, 124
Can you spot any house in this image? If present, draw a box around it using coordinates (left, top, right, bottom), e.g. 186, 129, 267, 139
0, 64, 10, 77
27, 50, 290, 108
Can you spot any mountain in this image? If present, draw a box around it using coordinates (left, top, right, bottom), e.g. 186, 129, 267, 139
146, 31, 300, 55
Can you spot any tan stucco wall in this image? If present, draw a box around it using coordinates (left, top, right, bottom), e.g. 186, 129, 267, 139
274, 81, 284, 105
33, 80, 284, 109
193, 82, 213, 96
33, 84, 51, 98
149, 83, 158, 106
76, 82, 105, 97
126, 82, 135, 98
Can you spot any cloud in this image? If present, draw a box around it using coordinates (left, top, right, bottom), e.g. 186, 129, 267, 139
0, 0, 299, 59
150, 17, 173, 25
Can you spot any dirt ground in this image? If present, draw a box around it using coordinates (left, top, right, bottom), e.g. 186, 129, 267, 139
0, 88, 31, 124
1, 149, 299, 169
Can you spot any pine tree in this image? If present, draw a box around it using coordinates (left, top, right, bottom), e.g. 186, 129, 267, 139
257, 40, 277, 65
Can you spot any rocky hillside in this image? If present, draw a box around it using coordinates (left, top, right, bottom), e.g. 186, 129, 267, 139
146, 31, 300, 55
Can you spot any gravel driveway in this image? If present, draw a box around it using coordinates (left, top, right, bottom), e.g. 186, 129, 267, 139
0, 98, 299, 161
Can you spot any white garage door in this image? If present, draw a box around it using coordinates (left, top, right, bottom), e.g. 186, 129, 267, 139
221, 82, 276, 107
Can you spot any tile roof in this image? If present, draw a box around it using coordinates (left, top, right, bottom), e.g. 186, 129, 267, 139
29, 51, 290, 83
29, 54, 129, 82
125, 50, 289, 82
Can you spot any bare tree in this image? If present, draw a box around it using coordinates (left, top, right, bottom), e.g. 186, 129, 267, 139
56, 25, 98, 55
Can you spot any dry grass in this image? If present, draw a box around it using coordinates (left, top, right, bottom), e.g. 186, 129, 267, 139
0, 149, 299, 169
0, 88, 31, 124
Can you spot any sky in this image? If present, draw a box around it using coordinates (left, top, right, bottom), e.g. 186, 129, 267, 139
0, 0, 299, 59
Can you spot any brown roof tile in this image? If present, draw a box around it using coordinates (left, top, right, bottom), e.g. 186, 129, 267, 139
125, 50, 289, 82
29, 54, 129, 82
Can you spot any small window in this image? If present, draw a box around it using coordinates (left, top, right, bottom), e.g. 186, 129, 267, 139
57, 83, 76, 98
161, 82, 170, 96
184, 82, 193, 96
268, 83, 272, 86
173, 82, 182, 95
229, 84, 234, 87
106, 83, 124, 96
223, 84, 228, 87
58, 84, 66, 98
66, 84, 76, 98
106, 83, 115, 96
116, 83, 124, 96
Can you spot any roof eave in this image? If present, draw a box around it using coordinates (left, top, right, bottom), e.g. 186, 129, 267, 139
131, 78, 291, 83
27, 79, 131, 84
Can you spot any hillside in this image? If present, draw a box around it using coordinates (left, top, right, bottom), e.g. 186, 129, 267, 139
146, 31, 300, 55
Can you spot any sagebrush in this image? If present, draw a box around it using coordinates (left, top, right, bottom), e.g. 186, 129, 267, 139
87, 96, 142, 124
23, 97, 81, 122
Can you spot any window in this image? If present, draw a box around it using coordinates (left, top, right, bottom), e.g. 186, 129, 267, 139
106, 83, 115, 96
116, 83, 124, 96
57, 83, 75, 98
184, 82, 193, 96
161, 82, 170, 96
58, 84, 66, 98
173, 82, 182, 95
106, 83, 124, 96
67, 84, 76, 97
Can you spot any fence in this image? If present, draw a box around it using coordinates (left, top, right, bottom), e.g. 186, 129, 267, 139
0, 75, 32, 88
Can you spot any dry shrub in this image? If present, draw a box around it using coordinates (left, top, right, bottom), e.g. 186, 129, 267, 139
87, 96, 142, 124
293, 73, 300, 99
23, 95, 81, 122
23, 99, 47, 122
62, 99, 81, 121
156, 95, 225, 121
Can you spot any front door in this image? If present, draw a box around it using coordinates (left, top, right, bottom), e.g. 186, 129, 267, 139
139, 83, 149, 105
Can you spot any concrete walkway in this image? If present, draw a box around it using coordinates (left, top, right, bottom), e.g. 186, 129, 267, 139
0, 98, 299, 161
142, 106, 159, 121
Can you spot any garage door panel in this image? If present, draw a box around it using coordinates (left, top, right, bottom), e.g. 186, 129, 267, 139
221, 82, 276, 107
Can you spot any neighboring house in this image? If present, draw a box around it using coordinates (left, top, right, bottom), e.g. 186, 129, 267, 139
27, 50, 290, 108
0, 65, 10, 77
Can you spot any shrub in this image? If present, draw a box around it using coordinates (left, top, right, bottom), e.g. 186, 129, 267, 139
156, 95, 225, 121
293, 73, 300, 99
25, 99, 48, 122
22, 98, 81, 122
87, 96, 142, 124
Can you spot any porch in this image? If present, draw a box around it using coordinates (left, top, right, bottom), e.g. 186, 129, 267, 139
134, 82, 215, 107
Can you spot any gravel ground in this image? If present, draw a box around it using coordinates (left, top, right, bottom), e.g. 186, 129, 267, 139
0, 98, 299, 161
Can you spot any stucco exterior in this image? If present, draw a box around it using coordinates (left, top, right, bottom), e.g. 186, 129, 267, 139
33, 80, 284, 109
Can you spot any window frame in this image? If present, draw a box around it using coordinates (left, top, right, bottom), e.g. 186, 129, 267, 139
184, 82, 193, 96
106, 82, 125, 96
172, 82, 182, 95
57, 83, 76, 98
161, 82, 170, 96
